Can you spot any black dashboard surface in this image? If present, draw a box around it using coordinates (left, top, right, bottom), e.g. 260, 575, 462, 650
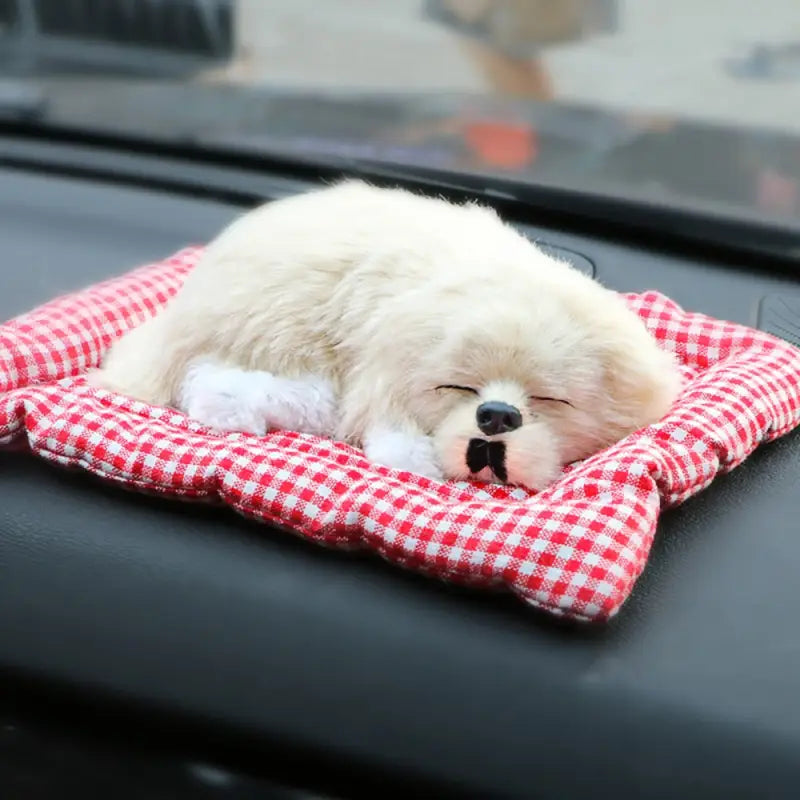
2, 166, 800, 799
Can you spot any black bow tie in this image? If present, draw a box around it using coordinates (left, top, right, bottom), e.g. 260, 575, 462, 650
466, 438, 508, 482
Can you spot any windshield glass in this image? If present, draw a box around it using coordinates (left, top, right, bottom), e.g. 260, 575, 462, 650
2, 1, 799, 233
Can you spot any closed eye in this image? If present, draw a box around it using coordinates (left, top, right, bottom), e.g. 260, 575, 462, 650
529, 395, 574, 408
435, 384, 479, 396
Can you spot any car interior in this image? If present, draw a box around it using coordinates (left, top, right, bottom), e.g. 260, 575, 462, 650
2, 2, 800, 798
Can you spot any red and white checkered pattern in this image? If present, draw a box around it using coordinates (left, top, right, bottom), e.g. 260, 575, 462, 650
2, 247, 800, 622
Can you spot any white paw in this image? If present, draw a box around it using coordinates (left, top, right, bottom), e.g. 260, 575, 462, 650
180, 364, 267, 435
262, 374, 337, 436
179, 361, 337, 437
363, 428, 444, 480
183, 391, 267, 435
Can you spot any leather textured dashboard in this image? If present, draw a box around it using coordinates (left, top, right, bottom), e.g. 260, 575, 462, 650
2, 166, 800, 799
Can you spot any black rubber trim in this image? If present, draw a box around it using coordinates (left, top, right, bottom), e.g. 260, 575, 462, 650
757, 295, 800, 348
0, 135, 595, 277
1, 119, 799, 276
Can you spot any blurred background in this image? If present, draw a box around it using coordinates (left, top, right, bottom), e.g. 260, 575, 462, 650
1, 0, 799, 227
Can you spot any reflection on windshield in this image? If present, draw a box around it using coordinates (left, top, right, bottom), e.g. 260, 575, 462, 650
1, 0, 799, 227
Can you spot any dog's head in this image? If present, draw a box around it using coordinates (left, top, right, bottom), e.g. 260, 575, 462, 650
403, 280, 681, 491
429, 379, 565, 490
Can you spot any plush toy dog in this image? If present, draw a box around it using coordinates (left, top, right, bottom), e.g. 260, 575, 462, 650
90, 181, 679, 489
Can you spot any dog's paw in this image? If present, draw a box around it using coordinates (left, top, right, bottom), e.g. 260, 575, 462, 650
363, 428, 444, 480
263, 375, 337, 437
179, 361, 337, 437
180, 363, 267, 435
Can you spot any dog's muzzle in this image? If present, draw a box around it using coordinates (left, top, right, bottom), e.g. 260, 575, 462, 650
466, 438, 508, 482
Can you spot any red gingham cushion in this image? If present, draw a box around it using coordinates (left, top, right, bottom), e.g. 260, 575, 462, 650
2, 247, 800, 622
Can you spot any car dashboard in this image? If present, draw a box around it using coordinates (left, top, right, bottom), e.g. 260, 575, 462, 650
2, 145, 800, 799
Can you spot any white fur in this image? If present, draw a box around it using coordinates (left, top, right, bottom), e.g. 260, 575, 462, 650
362, 427, 443, 480
90, 181, 681, 490
179, 360, 336, 436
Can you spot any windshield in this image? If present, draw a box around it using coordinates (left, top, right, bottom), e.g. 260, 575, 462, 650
2, 0, 799, 234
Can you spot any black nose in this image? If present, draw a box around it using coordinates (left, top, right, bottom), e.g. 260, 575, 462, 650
475, 401, 522, 436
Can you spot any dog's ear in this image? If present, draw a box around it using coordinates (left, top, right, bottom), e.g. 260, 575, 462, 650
556, 282, 681, 431
599, 331, 681, 430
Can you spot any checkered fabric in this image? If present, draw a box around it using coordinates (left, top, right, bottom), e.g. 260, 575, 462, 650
2, 247, 800, 622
